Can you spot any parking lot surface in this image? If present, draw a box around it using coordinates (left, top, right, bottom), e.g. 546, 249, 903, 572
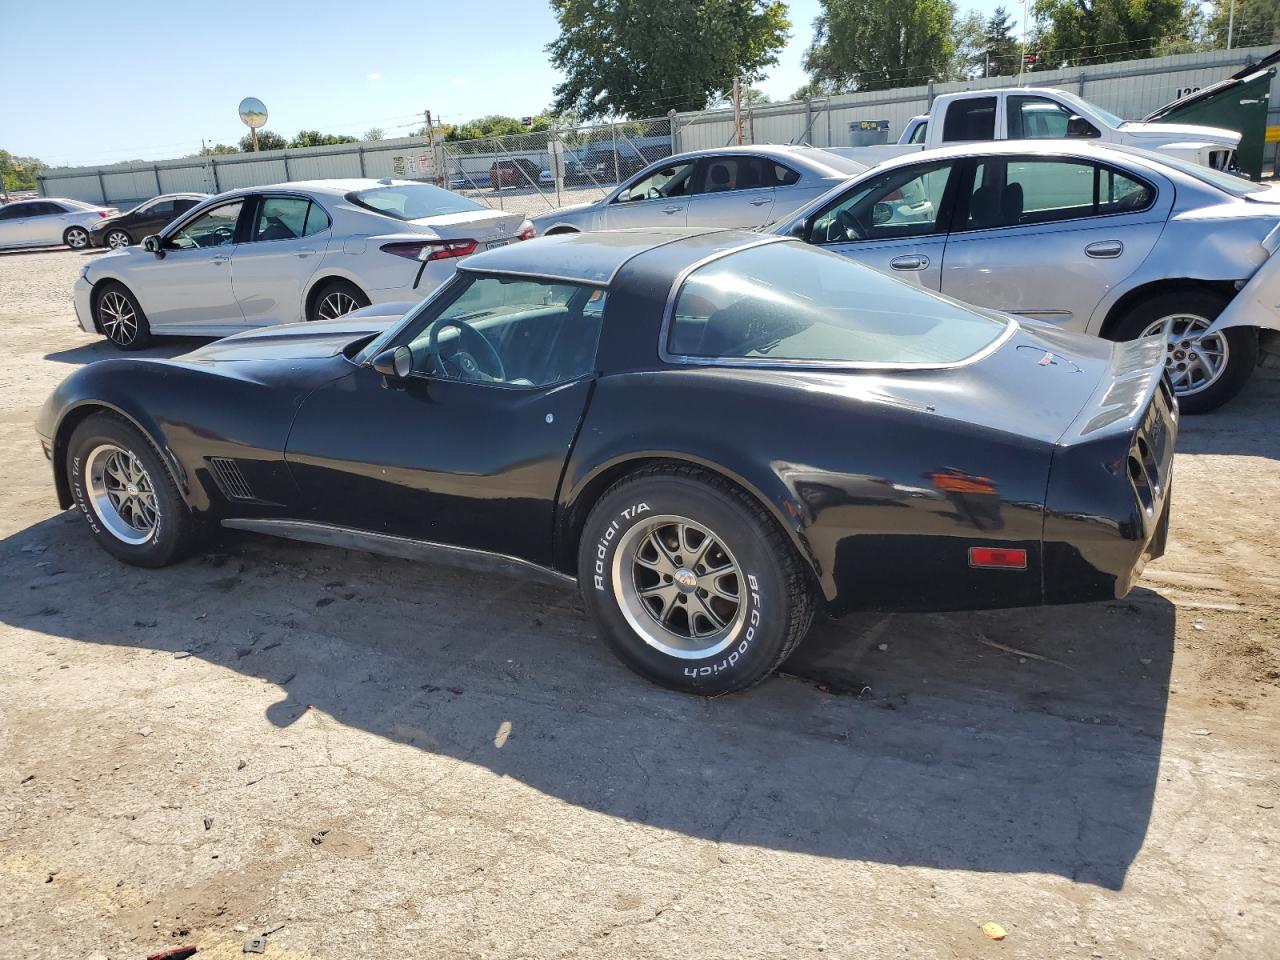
1, 247, 1278, 959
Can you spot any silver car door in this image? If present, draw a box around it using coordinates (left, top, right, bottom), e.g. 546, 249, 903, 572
685, 155, 777, 227
941, 156, 1171, 331
0, 202, 32, 247
231, 196, 331, 326
32, 202, 69, 244
803, 159, 958, 291
601, 160, 696, 228
134, 199, 246, 329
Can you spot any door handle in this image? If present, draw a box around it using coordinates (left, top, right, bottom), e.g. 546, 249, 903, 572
211, 255, 230, 264
890, 254, 930, 271
662, 206, 683, 215
296, 248, 317, 258
1085, 240, 1123, 259
749, 198, 770, 206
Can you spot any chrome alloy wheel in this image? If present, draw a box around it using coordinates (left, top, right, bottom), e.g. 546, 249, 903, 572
106, 230, 131, 249
98, 290, 138, 345
317, 291, 358, 320
612, 515, 747, 659
65, 227, 89, 249
1143, 313, 1229, 398
85, 443, 160, 545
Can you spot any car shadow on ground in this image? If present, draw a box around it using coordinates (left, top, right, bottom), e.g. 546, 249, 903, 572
44, 338, 211, 366
0, 513, 1174, 891
1175, 370, 1280, 460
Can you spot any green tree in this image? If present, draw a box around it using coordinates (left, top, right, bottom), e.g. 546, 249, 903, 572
983, 5, 1021, 76
1029, 0, 1187, 67
1206, 0, 1279, 48
802, 0, 956, 92
238, 129, 289, 151
199, 143, 239, 156
0, 149, 47, 191
363, 127, 385, 141
548, 0, 789, 118
443, 114, 554, 142
289, 130, 358, 148
948, 9, 988, 80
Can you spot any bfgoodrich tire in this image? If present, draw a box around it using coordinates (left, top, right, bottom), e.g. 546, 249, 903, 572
66, 412, 205, 567
1112, 289, 1258, 415
578, 466, 815, 695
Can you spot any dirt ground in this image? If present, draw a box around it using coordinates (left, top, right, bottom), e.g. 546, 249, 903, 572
0, 247, 1277, 960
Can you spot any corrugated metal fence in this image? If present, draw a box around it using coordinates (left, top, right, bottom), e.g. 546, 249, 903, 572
39, 44, 1278, 208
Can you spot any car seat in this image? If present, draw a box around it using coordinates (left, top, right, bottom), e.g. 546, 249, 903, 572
708, 164, 732, 192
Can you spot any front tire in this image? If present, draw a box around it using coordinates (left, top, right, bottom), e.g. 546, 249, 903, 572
1112, 289, 1257, 415
105, 229, 132, 249
309, 279, 370, 321
63, 226, 90, 250
66, 413, 205, 567
93, 282, 153, 350
578, 466, 815, 695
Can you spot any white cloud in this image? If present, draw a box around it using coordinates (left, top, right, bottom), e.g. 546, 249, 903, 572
366, 72, 382, 81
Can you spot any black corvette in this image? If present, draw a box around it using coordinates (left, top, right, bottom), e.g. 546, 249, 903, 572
37, 228, 1176, 694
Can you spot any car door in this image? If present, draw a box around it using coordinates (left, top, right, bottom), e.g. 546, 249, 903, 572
802, 158, 960, 291
940, 156, 1170, 330
0, 202, 33, 247
685, 154, 780, 227
285, 273, 607, 565
231, 195, 331, 326
134, 198, 175, 236
601, 159, 697, 228
133, 199, 247, 329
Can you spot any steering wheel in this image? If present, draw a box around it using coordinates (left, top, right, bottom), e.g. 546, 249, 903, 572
428, 317, 506, 383
835, 207, 868, 241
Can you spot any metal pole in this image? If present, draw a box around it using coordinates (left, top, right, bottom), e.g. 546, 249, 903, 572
612, 122, 620, 186
252, 128, 259, 152
1227, 0, 1236, 49
733, 76, 743, 145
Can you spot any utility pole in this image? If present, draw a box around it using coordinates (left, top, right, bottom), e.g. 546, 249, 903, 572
746, 86, 755, 145
732, 76, 743, 145
1227, 0, 1236, 49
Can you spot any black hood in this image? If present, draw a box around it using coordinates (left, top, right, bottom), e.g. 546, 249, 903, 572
180, 314, 403, 363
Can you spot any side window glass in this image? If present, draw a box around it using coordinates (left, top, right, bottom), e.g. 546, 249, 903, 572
402, 276, 605, 388
619, 161, 697, 202
809, 162, 953, 243
170, 201, 243, 249
0, 205, 20, 220
174, 198, 200, 214
145, 200, 175, 219
908, 121, 929, 144
303, 201, 331, 236
701, 156, 773, 193
1008, 96, 1098, 139
942, 97, 996, 142
965, 159, 1154, 230
772, 162, 800, 187
253, 197, 309, 242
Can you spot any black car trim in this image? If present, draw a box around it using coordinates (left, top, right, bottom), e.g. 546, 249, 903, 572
221, 518, 576, 587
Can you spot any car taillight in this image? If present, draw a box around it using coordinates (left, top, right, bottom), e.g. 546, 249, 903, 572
517, 221, 536, 241
380, 239, 478, 262
98, 211, 112, 218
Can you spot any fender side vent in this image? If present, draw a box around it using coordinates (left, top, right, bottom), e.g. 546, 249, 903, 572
208, 457, 256, 501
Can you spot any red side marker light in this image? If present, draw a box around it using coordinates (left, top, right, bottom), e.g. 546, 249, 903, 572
969, 547, 1027, 570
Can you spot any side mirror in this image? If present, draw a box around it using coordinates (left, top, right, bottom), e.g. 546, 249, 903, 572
617, 189, 632, 203
372, 345, 415, 382
142, 235, 165, 258
787, 218, 808, 241
872, 202, 893, 226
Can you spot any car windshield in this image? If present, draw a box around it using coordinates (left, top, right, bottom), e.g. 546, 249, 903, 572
1055, 91, 1125, 128
347, 183, 485, 221
668, 241, 1009, 366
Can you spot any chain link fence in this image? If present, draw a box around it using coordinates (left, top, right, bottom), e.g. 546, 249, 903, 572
441, 116, 676, 219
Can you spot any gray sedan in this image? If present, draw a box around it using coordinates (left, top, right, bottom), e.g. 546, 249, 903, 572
531, 145, 867, 235
773, 140, 1280, 413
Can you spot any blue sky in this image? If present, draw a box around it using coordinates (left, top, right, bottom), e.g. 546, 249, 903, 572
0, 0, 1021, 166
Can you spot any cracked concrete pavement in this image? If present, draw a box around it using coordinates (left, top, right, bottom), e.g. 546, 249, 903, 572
0, 247, 1278, 959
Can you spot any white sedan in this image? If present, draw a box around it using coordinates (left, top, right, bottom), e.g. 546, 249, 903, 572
0, 197, 118, 250
73, 179, 534, 349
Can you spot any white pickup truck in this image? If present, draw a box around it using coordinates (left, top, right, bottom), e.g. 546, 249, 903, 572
841, 87, 1241, 170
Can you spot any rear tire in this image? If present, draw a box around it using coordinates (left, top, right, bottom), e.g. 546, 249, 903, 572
309, 279, 370, 322
66, 412, 206, 567
1111, 289, 1257, 415
578, 466, 815, 695
63, 226, 90, 250
93, 282, 153, 350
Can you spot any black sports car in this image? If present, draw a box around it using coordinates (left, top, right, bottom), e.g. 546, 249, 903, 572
88, 193, 207, 249
37, 228, 1176, 694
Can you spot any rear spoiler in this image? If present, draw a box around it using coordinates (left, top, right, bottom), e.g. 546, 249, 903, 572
1058, 335, 1167, 443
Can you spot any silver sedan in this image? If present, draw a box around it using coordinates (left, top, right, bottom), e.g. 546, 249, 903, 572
773, 140, 1280, 413
0, 197, 118, 250
531, 145, 867, 235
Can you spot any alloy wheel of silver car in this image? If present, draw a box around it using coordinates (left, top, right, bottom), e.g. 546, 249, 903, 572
612, 514, 747, 660
1142, 313, 1229, 397
84, 443, 160, 545
317, 291, 358, 320
65, 227, 89, 249
106, 230, 131, 249
98, 291, 138, 346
